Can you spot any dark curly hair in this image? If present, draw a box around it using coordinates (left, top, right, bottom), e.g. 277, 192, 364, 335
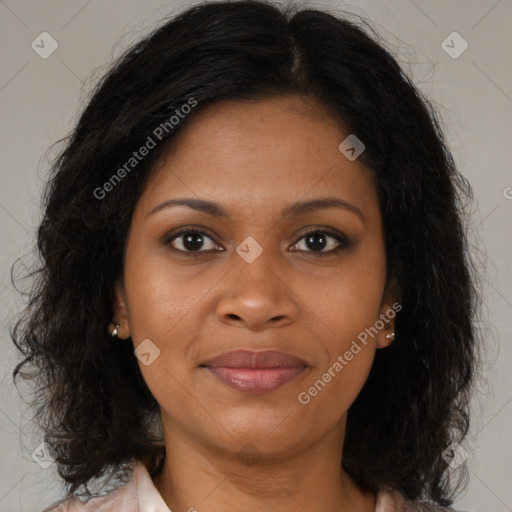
11, 0, 482, 508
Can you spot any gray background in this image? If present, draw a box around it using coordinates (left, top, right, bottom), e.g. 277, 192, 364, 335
0, 1, 510, 511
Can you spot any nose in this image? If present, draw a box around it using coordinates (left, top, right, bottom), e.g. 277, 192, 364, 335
215, 250, 299, 331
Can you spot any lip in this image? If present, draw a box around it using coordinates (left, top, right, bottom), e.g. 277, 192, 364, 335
202, 349, 308, 369
200, 349, 308, 394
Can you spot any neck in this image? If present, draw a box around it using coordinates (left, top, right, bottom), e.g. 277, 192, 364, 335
152, 420, 376, 512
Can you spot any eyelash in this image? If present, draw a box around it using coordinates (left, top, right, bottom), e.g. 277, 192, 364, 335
163, 226, 350, 257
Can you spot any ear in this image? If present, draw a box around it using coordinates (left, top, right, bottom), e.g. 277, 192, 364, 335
108, 278, 131, 339
376, 276, 401, 349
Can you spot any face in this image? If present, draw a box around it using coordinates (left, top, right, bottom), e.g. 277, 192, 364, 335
112, 94, 398, 460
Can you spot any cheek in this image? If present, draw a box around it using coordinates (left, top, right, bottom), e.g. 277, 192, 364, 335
122, 251, 214, 393
297, 244, 385, 405
123, 250, 206, 340
305, 349, 375, 423
303, 245, 386, 346
298, 281, 380, 418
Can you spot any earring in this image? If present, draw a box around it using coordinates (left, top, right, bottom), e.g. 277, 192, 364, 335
111, 323, 121, 338
384, 323, 395, 340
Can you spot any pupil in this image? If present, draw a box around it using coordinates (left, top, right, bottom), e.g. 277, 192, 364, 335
307, 233, 326, 251
184, 232, 203, 250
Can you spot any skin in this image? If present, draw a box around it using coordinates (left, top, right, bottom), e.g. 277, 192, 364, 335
111, 94, 399, 512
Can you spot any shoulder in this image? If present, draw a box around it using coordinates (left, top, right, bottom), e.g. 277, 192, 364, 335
41, 485, 138, 512
42, 451, 170, 512
41, 461, 141, 512
376, 488, 471, 512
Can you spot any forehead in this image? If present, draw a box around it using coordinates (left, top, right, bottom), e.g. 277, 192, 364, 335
139, 95, 379, 221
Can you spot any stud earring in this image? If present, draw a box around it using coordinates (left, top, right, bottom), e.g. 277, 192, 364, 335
111, 323, 121, 338
384, 322, 395, 340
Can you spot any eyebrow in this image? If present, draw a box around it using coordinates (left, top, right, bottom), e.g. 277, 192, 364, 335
148, 196, 365, 223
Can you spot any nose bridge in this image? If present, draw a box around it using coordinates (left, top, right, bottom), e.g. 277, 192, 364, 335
216, 237, 297, 328
233, 236, 282, 299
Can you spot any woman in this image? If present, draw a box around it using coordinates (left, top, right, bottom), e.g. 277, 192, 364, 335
11, 1, 480, 511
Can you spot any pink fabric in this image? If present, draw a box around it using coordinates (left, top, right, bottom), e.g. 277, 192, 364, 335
42, 460, 444, 512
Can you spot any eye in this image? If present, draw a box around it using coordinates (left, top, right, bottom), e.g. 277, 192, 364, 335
163, 226, 350, 256
164, 228, 222, 253
289, 228, 350, 256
